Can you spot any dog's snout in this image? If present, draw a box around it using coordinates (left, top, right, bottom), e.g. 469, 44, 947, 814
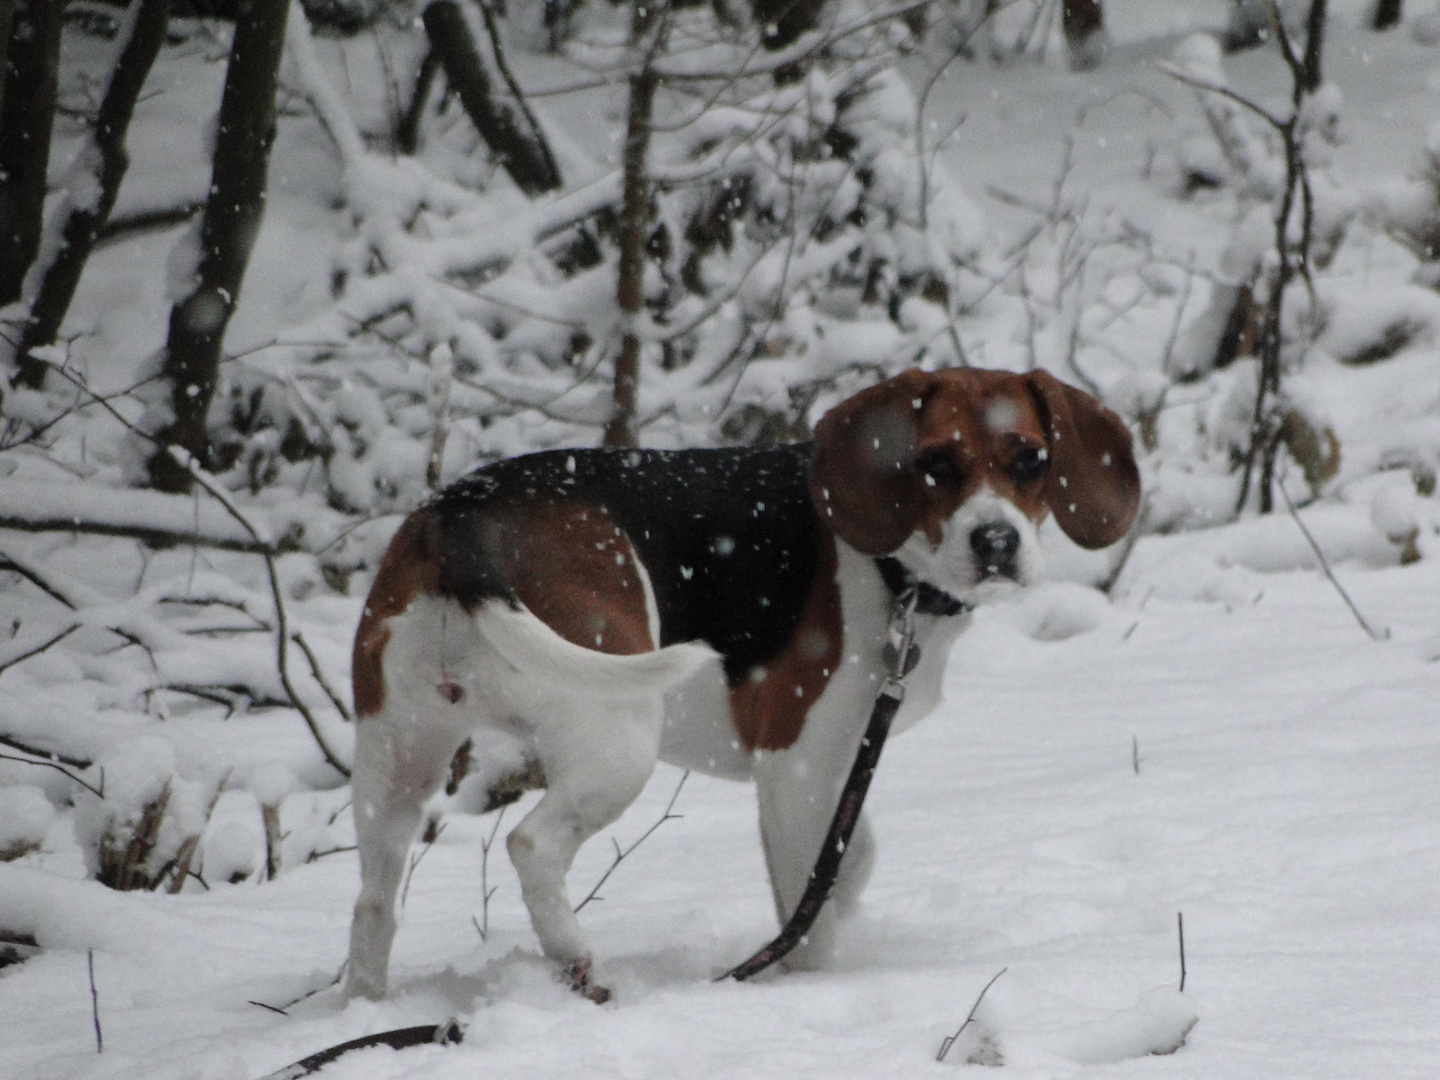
970, 522, 1021, 577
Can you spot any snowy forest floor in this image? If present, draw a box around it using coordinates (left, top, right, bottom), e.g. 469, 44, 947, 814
6, 3, 1440, 1078
5, 550, 1440, 1079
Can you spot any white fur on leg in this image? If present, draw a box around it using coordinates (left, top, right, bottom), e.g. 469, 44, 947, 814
345, 703, 470, 1000
346, 594, 709, 999
506, 691, 667, 985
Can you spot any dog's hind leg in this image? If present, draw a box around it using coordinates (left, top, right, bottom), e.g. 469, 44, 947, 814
505, 694, 666, 1002
344, 702, 467, 1000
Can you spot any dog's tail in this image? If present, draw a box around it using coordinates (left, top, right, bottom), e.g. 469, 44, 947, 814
476, 600, 716, 698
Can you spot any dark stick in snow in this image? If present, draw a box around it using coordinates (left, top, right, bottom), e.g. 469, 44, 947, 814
1278, 482, 1388, 640
88, 950, 103, 1053
1178, 912, 1187, 992
936, 967, 1007, 1063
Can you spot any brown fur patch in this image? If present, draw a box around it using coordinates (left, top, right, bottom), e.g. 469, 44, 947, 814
484, 502, 654, 656
728, 532, 842, 752
352, 510, 444, 717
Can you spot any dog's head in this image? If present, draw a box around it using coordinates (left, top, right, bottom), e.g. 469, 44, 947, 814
809, 367, 1140, 599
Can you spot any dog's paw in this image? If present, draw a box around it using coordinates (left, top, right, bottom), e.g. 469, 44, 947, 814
565, 958, 612, 1004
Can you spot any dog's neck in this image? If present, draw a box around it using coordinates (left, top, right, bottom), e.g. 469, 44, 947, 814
873, 556, 972, 618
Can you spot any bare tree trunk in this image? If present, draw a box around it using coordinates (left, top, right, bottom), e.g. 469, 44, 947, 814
148, 0, 289, 493
1301, 0, 1327, 91
0, 0, 63, 309
421, 0, 562, 196
396, 49, 439, 155
15, 0, 173, 390
1372, 0, 1402, 29
1062, 0, 1105, 69
602, 5, 664, 449
0, 0, 14, 126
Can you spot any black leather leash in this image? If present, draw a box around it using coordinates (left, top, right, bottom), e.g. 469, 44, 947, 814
256, 1019, 464, 1079
721, 562, 969, 982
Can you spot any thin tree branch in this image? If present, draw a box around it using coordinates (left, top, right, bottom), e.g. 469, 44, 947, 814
170, 449, 352, 776
574, 770, 688, 912
0, 623, 81, 676
291, 631, 352, 722
936, 967, 1007, 1062
0, 752, 104, 798
1277, 481, 1387, 640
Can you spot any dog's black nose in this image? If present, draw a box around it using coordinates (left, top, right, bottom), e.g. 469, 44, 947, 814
970, 522, 1020, 577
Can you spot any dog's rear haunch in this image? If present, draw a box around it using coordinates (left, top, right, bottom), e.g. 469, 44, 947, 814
345, 367, 1140, 1002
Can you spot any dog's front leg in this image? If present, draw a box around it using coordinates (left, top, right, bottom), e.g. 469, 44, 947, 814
752, 733, 878, 969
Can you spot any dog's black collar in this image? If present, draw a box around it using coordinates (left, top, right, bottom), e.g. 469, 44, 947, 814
874, 556, 972, 618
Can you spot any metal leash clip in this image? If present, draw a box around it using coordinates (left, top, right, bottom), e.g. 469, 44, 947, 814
880, 584, 921, 695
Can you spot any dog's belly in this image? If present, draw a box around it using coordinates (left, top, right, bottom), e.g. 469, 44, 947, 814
659, 657, 754, 780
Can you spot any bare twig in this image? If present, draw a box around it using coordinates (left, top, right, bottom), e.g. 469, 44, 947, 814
574, 770, 688, 913
0, 752, 104, 798
291, 632, 352, 722
170, 450, 351, 777
401, 818, 448, 907
1177, 911, 1187, 992
88, 950, 103, 1053
0, 733, 90, 770
250, 963, 347, 1015
1277, 482, 1387, 640
1098, 494, 1151, 595
472, 805, 507, 942
0, 623, 81, 676
936, 967, 1007, 1063
306, 845, 357, 862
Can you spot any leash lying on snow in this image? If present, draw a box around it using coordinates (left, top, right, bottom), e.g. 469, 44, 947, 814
255, 1018, 464, 1079
721, 570, 952, 982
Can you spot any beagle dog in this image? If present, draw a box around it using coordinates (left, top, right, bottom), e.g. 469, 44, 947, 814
343, 366, 1140, 1002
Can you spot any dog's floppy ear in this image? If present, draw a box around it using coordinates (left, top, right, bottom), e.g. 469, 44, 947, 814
1025, 369, 1140, 549
810, 370, 932, 555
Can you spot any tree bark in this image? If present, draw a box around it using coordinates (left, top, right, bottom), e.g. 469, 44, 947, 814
396, 49, 439, 155
149, 0, 289, 493
602, 12, 661, 449
1372, 0, 1402, 30
421, 0, 562, 196
0, 0, 14, 126
0, 0, 64, 309
1062, 0, 1105, 70
1301, 0, 1327, 92
15, 0, 174, 390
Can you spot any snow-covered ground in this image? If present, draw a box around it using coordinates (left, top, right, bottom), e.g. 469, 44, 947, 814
7, 3, 1440, 1078
5, 526, 1440, 1079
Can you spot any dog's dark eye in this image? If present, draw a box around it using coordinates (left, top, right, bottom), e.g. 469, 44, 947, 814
1010, 446, 1048, 484
916, 448, 962, 486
